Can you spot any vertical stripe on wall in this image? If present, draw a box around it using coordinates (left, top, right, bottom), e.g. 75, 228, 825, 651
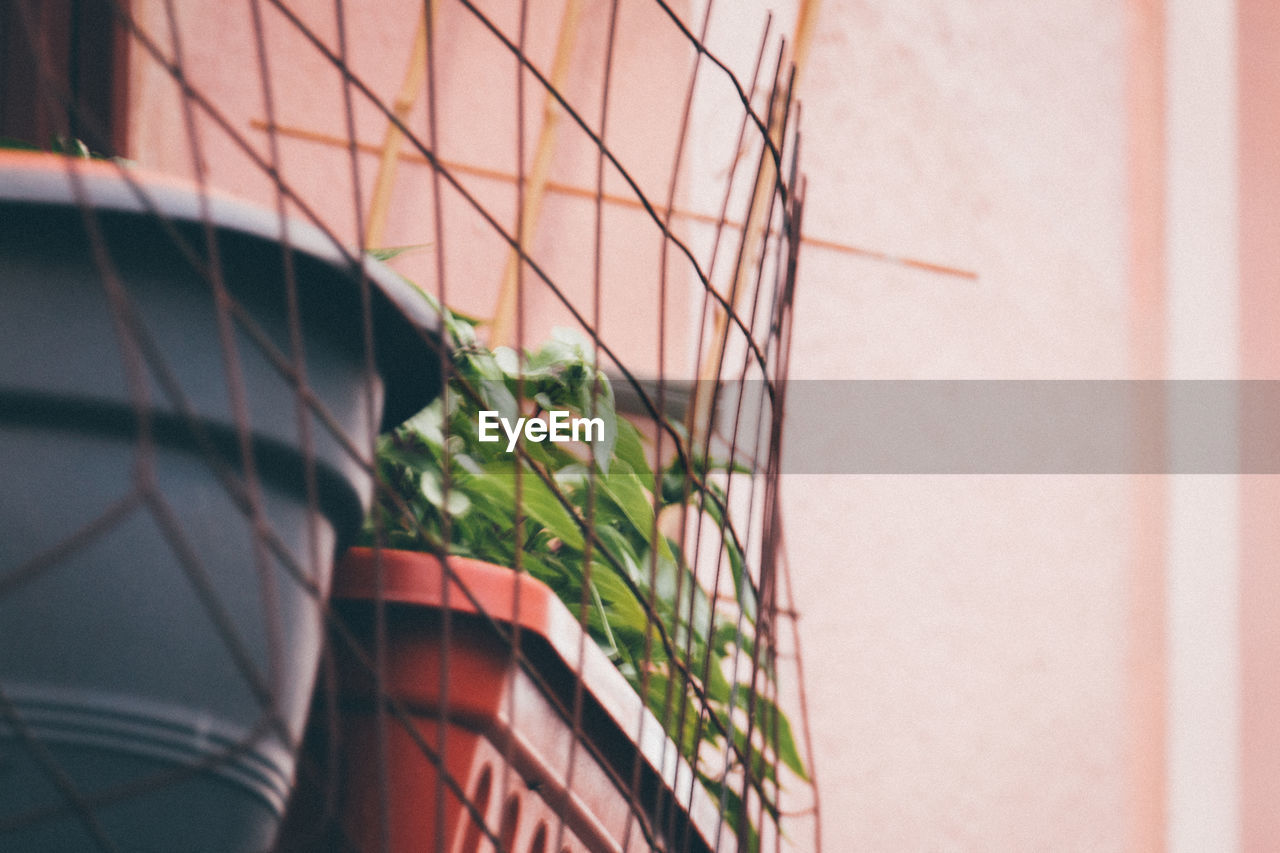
1236, 0, 1280, 847
1125, 0, 1166, 846
1164, 0, 1241, 850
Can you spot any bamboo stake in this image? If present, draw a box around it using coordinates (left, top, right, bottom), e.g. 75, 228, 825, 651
364, 1, 437, 249
253, 116, 975, 279
487, 0, 586, 349
689, 0, 820, 443
789, 0, 821, 90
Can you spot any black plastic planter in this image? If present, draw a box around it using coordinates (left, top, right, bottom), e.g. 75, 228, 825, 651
0, 153, 441, 851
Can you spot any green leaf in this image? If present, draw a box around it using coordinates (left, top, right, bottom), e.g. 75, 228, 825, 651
711, 621, 771, 679
648, 547, 711, 647
702, 647, 734, 706
696, 773, 761, 853
51, 135, 93, 158
613, 417, 653, 481
0, 136, 40, 151
696, 493, 757, 623
418, 468, 471, 517
589, 579, 618, 658
366, 243, 432, 262
589, 523, 646, 585
492, 346, 521, 376
644, 672, 704, 761
597, 472, 657, 543
753, 692, 809, 782
732, 723, 779, 787
399, 400, 446, 446
510, 552, 566, 587
576, 374, 617, 473
477, 464, 585, 551
586, 560, 650, 637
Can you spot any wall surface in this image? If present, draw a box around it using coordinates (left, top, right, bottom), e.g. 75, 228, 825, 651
767, 0, 1275, 849
759, 0, 1135, 848
127, 0, 700, 377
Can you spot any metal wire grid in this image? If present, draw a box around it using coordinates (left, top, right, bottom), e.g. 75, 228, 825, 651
1, 1, 816, 850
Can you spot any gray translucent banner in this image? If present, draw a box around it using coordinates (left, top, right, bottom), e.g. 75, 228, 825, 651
700, 380, 1280, 474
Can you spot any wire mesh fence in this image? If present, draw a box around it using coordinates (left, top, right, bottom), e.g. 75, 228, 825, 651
0, 1, 814, 850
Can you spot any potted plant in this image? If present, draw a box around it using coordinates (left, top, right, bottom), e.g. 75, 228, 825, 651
0, 151, 441, 851
278, 300, 805, 850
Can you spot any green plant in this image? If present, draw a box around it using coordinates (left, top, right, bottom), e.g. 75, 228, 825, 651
362, 295, 805, 845
1, 135, 99, 158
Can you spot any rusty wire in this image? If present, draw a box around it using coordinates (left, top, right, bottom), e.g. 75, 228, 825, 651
0, 1, 814, 850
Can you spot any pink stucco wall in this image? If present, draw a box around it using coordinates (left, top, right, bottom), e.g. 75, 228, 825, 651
769, 1, 1134, 848
774, 1, 1278, 848
126, 0, 698, 378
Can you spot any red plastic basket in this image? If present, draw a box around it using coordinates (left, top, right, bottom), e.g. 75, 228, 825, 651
278, 548, 733, 852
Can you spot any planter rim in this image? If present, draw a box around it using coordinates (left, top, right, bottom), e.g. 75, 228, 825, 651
336, 546, 736, 852
0, 150, 441, 431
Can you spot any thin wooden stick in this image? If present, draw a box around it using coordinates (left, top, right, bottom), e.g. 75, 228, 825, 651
789, 0, 821, 92
253, 117, 975, 279
487, 0, 585, 348
364, 1, 436, 249
690, 0, 820, 440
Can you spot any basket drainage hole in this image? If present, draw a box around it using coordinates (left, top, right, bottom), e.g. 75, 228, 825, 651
459, 764, 493, 853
